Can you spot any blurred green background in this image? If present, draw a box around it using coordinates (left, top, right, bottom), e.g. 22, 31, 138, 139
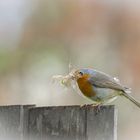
0, 0, 140, 140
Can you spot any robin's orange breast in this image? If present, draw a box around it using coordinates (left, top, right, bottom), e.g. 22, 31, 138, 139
77, 74, 96, 97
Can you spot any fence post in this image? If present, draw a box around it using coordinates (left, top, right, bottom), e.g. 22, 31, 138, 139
0, 105, 117, 140
28, 105, 117, 140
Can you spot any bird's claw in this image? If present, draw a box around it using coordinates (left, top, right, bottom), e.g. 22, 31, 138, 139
80, 103, 102, 115
93, 105, 102, 114
80, 104, 94, 108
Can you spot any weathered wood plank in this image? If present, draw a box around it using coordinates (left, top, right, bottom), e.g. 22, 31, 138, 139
28, 105, 117, 140
86, 105, 117, 140
0, 105, 35, 140
28, 106, 86, 140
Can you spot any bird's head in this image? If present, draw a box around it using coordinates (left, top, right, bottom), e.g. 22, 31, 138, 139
73, 68, 92, 80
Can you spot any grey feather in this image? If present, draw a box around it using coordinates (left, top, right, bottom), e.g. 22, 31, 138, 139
86, 69, 126, 91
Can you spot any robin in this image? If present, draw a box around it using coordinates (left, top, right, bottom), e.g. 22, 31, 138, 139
72, 68, 140, 108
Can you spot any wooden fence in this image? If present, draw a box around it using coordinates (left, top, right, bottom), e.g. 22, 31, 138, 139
0, 105, 117, 140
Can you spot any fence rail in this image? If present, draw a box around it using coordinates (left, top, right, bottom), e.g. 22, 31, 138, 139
0, 105, 117, 140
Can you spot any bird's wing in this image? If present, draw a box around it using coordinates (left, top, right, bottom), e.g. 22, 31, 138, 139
88, 70, 126, 91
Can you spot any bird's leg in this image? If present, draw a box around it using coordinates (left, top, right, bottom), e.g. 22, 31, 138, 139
81, 102, 102, 114
80, 103, 102, 114
80, 104, 94, 108
93, 103, 102, 114
80, 101, 100, 109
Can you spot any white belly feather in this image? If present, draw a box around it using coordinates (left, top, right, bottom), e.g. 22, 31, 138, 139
90, 86, 120, 104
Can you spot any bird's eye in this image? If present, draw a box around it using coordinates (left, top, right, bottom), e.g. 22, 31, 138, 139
79, 71, 83, 76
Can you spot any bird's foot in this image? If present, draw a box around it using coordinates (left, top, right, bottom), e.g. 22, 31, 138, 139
93, 104, 102, 115
80, 103, 102, 114
80, 104, 94, 108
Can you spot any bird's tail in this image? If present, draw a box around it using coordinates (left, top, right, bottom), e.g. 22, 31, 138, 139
122, 88, 140, 108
